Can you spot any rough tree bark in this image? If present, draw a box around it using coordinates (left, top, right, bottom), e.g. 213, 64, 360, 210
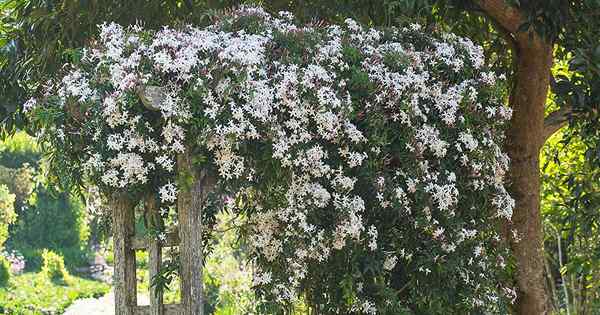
177, 149, 216, 315
475, 1, 554, 314
112, 192, 137, 315
506, 38, 553, 315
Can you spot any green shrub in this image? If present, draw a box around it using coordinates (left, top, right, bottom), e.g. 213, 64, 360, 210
0, 256, 10, 287
0, 185, 16, 249
61, 246, 92, 269
11, 187, 90, 270
1, 132, 91, 270
41, 249, 69, 283
0, 166, 33, 213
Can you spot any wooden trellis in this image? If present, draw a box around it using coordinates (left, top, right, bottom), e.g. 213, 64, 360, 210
111, 152, 214, 315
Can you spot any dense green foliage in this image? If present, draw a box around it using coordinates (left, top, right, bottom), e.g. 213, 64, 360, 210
0, 133, 90, 269
0, 255, 9, 287
0, 131, 39, 168
202, 213, 254, 313
0, 271, 109, 314
12, 187, 90, 267
0, 165, 33, 213
542, 130, 600, 314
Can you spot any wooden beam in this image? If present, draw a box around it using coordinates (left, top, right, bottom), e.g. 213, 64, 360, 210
131, 231, 180, 250
112, 193, 137, 315
134, 304, 182, 315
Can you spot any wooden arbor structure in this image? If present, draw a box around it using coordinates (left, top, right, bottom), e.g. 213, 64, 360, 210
111, 86, 216, 315
112, 170, 215, 315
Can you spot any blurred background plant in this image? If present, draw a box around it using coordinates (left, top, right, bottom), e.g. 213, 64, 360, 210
41, 249, 70, 283
0, 183, 16, 250
0, 131, 107, 313
1, 249, 24, 274
0, 132, 91, 271
0, 255, 10, 287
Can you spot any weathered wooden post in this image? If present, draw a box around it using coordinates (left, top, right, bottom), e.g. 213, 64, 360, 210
136, 85, 214, 315
146, 195, 164, 315
177, 150, 215, 315
112, 192, 137, 315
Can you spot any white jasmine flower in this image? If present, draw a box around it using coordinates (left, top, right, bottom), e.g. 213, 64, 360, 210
159, 182, 178, 203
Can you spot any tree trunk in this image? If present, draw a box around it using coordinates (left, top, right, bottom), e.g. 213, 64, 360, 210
470, 3, 556, 312
506, 35, 553, 315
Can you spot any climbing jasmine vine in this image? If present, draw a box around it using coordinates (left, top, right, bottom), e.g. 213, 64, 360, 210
31, 6, 516, 314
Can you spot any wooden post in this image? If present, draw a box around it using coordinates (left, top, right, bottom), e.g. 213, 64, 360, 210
146, 195, 164, 315
112, 192, 137, 315
177, 151, 215, 315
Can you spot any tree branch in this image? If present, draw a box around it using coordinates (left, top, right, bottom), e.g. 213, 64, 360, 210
543, 106, 572, 141
473, 0, 525, 34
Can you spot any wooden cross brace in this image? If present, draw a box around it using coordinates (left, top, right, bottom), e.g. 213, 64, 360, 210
112, 193, 183, 315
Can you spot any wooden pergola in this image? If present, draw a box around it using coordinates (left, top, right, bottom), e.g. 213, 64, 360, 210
110, 85, 216, 315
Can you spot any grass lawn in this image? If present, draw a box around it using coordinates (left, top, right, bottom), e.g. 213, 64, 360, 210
0, 272, 110, 314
